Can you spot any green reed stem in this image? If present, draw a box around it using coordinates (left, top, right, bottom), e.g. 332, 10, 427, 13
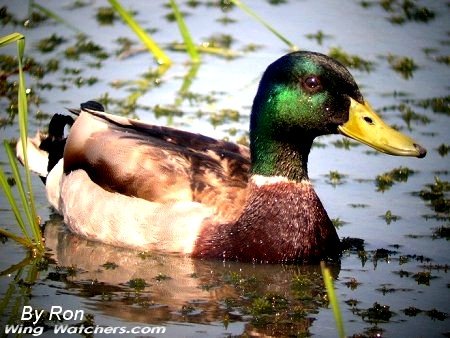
0, 32, 43, 252
108, 0, 172, 65
321, 262, 345, 338
168, 0, 200, 63
0, 167, 28, 240
16, 37, 42, 250
230, 0, 298, 51
31, 1, 81, 33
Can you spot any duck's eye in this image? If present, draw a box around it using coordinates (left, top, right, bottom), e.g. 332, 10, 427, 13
302, 76, 322, 93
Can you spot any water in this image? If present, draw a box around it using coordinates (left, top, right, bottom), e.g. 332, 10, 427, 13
0, 0, 449, 337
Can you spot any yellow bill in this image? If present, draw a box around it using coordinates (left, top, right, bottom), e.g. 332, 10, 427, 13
338, 98, 426, 158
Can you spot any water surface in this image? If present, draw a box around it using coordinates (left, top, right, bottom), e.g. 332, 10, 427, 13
0, 1, 449, 337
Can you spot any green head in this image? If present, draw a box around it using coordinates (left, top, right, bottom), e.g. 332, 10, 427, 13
250, 51, 426, 181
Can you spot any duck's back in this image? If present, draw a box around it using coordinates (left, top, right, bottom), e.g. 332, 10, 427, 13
63, 110, 251, 218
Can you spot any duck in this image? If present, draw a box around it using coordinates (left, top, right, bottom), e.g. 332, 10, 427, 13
18, 51, 427, 263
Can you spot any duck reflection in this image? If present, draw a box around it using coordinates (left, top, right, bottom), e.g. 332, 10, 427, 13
44, 216, 340, 337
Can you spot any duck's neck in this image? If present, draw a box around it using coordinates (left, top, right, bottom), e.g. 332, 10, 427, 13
249, 84, 318, 182
250, 129, 314, 182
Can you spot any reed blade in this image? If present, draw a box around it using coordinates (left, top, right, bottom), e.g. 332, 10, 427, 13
230, 0, 298, 51
31, 2, 81, 33
108, 0, 172, 65
0, 167, 29, 240
321, 262, 345, 338
0, 32, 23, 46
0, 33, 43, 251
16, 37, 42, 249
169, 0, 200, 63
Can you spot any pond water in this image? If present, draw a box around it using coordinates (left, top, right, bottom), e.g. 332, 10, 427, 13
0, 0, 449, 337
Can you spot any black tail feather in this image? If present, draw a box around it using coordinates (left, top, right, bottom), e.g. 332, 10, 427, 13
39, 114, 74, 174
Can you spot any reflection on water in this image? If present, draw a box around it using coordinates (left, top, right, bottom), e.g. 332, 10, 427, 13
43, 217, 340, 336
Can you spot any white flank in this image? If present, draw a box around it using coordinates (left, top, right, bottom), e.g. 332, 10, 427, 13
46, 159, 64, 210
57, 169, 214, 254
16, 135, 49, 177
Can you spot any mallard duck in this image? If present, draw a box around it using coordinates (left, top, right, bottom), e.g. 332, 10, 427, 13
19, 51, 426, 263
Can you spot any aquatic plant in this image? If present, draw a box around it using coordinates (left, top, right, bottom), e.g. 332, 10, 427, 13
418, 177, 450, 214
360, 0, 435, 24
381, 210, 401, 224
127, 278, 148, 291
230, 0, 297, 51
326, 170, 347, 186
328, 47, 375, 72
108, 0, 171, 65
386, 54, 418, 79
415, 96, 450, 116
360, 302, 393, 323
0, 33, 43, 254
168, 0, 200, 63
321, 262, 345, 338
0, 256, 46, 331
96, 6, 117, 25
305, 30, 332, 45
375, 166, 415, 191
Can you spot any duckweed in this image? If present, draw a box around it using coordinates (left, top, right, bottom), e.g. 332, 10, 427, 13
413, 271, 432, 285
65, 1, 89, 10
345, 298, 360, 307
375, 173, 395, 191
381, 210, 401, 224
101, 262, 119, 270
305, 30, 331, 45
426, 309, 448, 321
96, 6, 116, 25
399, 104, 430, 127
0, 6, 16, 25
344, 278, 361, 290
216, 16, 236, 25
375, 166, 415, 191
210, 109, 240, 127
36, 34, 66, 53
332, 138, 361, 150
115, 37, 137, 57
24, 11, 49, 28
236, 134, 249, 146
180, 304, 196, 315
415, 96, 450, 115
376, 285, 398, 294
348, 203, 369, 208
436, 144, 449, 156
433, 226, 450, 240
328, 47, 375, 72
340, 237, 365, 251
386, 54, 418, 79
362, 0, 435, 24
249, 297, 273, 316
360, 302, 393, 323
374, 248, 395, 261
204, 33, 235, 49
165, 10, 190, 23
0, 233, 8, 244
332, 218, 346, 229
435, 55, 450, 65
154, 273, 172, 281
419, 177, 450, 214
326, 170, 347, 186
64, 34, 108, 60
127, 278, 148, 291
